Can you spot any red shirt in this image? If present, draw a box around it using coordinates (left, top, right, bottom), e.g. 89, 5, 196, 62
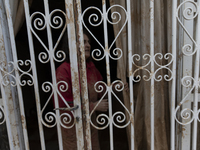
56, 61, 103, 110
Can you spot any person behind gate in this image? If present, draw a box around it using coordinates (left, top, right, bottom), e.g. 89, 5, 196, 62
56, 29, 109, 150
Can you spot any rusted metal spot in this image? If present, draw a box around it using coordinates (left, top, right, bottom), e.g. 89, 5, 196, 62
130, 115, 134, 125
102, 0, 106, 5
182, 126, 186, 139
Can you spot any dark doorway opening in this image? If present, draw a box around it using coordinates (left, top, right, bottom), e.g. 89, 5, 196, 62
15, 0, 129, 149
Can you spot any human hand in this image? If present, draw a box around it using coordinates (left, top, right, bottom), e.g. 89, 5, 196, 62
94, 99, 108, 112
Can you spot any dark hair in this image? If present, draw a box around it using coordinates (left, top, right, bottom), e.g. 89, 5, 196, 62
83, 28, 92, 62
61, 29, 70, 62
83, 28, 91, 41
61, 28, 92, 63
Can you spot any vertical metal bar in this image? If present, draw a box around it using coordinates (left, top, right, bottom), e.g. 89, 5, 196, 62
150, 1, 154, 150
171, 0, 177, 150
0, 12, 21, 149
3, 0, 30, 149
42, 0, 64, 149
102, 0, 114, 150
65, 0, 85, 149
127, 0, 134, 149
192, 0, 200, 149
0, 66, 19, 150
74, 0, 92, 149
181, 1, 194, 149
22, 0, 46, 149
177, 1, 183, 149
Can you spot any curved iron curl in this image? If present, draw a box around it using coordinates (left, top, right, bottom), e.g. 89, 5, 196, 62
51, 15, 67, 63
30, 12, 47, 31
182, 44, 197, 56
106, 5, 128, 53
175, 108, 195, 125
0, 61, 17, 87
42, 81, 53, 93
41, 111, 57, 128
197, 110, 200, 122
17, 60, 34, 86
90, 81, 109, 129
112, 111, 130, 128
108, 47, 123, 60
178, 1, 199, 20
176, 1, 198, 52
0, 106, 5, 125
2, 74, 16, 87
106, 5, 127, 25
17, 60, 32, 73
111, 80, 124, 92
91, 48, 106, 61
111, 87, 131, 128
90, 113, 110, 130
94, 81, 108, 93
154, 53, 174, 68
49, 9, 66, 29
132, 54, 151, 68
153, 67, 173, 82
57, 81, 68, 93
0, 61, 10, 73
82, 7, 103, 27
153, 53, 174, 82
38, 51, 50, 64
18, 73, 34, 86
30, 12, 49, 64
59, 112, 75, 129
132, 68, 151, 82
53, 50, 66, 63
174, 76, 196, 125
41, 82, 57, 128
82, 7, 105, 51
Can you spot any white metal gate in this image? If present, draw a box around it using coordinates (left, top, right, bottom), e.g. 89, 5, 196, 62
0, 0, 200, 150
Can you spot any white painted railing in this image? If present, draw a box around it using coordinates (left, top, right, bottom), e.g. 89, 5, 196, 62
1, 0, 200, 150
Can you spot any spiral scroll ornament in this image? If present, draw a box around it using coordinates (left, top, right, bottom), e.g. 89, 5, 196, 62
132, 54, 151, 82
17, 60, 34, 86
30, 9, 67, 64
90, 113, 110, 130
91, 48, 106, 61
106, 5, 128, 52
82, 5, 127, 61
0, 106, 5, 125
41, 82, 56, 127
153, 53, 173, 82
41, 80, 75, 128
111, 81, 130, 128
182, 44, 197, 56
0, 61, 16, 87
175, 76, 196, 125
60, 112, 75, 129
131, 53, 173, 82
90, 81, 108, 129
177, 1, 199, 56
180, 1, 199, 20
90, 80, 131, 129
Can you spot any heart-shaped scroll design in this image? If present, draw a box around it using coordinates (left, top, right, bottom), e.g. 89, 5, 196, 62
41, 81, 76, 129
82, 5, 128, 61
30, 9, 67, 64
90, 80, 131, 130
